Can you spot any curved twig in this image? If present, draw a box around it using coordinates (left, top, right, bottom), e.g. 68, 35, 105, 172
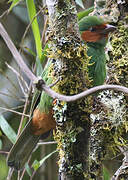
0, 22, 128, 102
42, 80, 128, 102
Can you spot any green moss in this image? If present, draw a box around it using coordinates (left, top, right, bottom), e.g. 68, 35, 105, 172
110, 17, 128, 86
46, 34, 92, 178
46, 1, 94, 178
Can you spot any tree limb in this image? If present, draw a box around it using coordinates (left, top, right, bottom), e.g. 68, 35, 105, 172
0, 22, 128, 103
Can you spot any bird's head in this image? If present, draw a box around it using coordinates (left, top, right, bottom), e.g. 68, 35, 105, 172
79, 16, 116, 46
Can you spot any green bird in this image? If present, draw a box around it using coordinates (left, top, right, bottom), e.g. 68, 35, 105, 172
7, 61, 56, 170
7, 15, 116, 171
79, 15, 116, 86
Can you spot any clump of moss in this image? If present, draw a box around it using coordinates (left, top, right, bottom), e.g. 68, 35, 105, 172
46, 35, 93, 178
109, 16, 128, 86
89, 90, 128, 179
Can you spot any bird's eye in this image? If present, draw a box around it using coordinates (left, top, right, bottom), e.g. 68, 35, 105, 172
90, 27, 97, 32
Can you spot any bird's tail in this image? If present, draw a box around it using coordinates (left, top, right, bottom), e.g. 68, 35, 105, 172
7, 120, 41, 170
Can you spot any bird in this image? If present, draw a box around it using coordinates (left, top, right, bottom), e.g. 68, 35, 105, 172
79, 15, 116, 86
7, 61, 56, 170
7, 15, 116, 170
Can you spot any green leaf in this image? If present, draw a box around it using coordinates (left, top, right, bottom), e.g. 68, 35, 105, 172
36, 43, 49, 76
20, 117, 27, 132
77, 6, 94, 21
32, 150, 57, 171
75, 0, 84, 9
0, 116, 16, 144
32, 160, 40, 171
26, 0, 42, 60
25, 163, 33, 176
103, 166, 110, 180
9, 0, 22, 11
36, 57, 43, 76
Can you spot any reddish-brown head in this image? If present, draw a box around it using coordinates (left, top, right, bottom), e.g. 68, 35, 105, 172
79, 16, 116, 43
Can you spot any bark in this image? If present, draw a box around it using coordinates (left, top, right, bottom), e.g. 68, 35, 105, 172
89, 0, 128, 179
46, 0, 92, 179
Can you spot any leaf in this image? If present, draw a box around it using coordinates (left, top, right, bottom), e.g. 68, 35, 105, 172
75, 0, 84, 9
26, 0, 42, 60
103, 166, 110, 180
9, 0, 22, 11
36, 57, 43, 76
77, 6, 94, 21
25, 163, 33, 176
32, 160, 40, 171
32, 150, 57, 171
0, 116, 16, 144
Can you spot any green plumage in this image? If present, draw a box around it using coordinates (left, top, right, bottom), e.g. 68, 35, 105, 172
38, 60, 53, 113
79, 16, 104, 32
79, 16, 107, 86
87, 43, 106, 86
7, 60, 53, 170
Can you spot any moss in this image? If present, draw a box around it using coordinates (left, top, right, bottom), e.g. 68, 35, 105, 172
50, 41, 92, 178
109, 17, 128, 86
89, 89, 128, 178
45, 28, 93, 178
91, 0, 120, 23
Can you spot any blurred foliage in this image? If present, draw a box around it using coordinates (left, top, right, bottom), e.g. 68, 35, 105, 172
0, 155, 8, 180
0, 116, 17, 144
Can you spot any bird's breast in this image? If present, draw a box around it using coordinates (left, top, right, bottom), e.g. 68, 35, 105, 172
31, 108, 56, 135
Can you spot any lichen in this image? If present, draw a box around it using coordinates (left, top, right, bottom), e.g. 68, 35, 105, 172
88, 15, 128, 178
46, 31, 93, 178
89, 90, 128, 179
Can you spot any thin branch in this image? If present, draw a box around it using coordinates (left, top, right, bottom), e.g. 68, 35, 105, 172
41, 16, 48, 45
0, 150, 8, 154
40, 79, 128, 102
0, 91, 24, 101
6, 62, 29, 96
0, 106, 29, 117
38, 141, 57, 145
48, 78, 60, 88
112, 146, 128, 180
17, 64, 37, 136
18, 171, 20, 180
7, 168, 14, 180
20, 155, 32, 180
0, 69, 19, 91
1, 22, 128, 103
20, 6, 44, 53
17, 82, 32, 136
0, 9, 8, 19
0, 22, 37, 82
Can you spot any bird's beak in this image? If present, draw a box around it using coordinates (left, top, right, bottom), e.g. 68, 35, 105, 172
101, 24, 116, 34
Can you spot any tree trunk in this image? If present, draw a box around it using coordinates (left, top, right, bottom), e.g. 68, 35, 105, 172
46, 0, 92, 179
89, 0, 128, 179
